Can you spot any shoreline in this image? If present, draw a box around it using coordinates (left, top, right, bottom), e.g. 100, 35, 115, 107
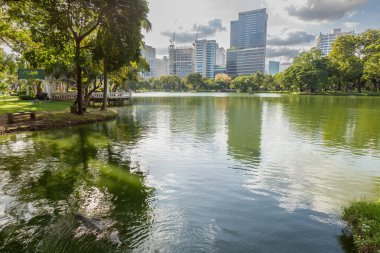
0, 109, 117, 135
133, 90, 380, 96
342, 199, 380, 252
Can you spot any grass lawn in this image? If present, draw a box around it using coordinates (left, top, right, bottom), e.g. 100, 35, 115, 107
0, 96, 72, 115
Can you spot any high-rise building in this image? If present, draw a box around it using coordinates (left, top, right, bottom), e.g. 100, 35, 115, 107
163, 56, 170, 76
227, 8, 268, 76
216, 47, 226, 67
194, 39, 217, 79
141, 44, 171, 78
268, 61, 280, 75
169, 46, 195, 78
215, 47, 227, 76
141, 44, 156, 79
227, 47, 266, 76
154, 58, 166, 78
316, 28, 355, 56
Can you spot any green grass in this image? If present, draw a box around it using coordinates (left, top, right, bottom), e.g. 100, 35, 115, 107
342, 200, 380, 253
0, 96, 72, 115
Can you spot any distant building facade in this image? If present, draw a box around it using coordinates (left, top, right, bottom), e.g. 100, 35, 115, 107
227, 8, 268, 76
268, 61, 280, 75
194, 39, 217, 79
163, 56, 170, 76
316, 28, 355, 56
169, 46, 195, 78
227, 47, 266, 76
154, 58, 166, 78
141, 44, 171, 78
141, 44, 156, 79
216, 47, 226, 67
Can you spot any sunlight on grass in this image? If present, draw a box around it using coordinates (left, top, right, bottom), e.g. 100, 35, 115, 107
0, 96, 72, 114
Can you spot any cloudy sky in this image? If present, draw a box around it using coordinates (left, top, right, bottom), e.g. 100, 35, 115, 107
143, 0, 380, 64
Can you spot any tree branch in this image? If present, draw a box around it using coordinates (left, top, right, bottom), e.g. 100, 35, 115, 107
0, 37, 22, 54
79, 16, 101, 41
67, 0, 78, 39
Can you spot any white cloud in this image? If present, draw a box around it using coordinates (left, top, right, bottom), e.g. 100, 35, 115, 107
143, 0, 372, 60
343, 22, 359, 30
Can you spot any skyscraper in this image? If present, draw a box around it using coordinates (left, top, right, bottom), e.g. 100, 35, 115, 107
227, 8, 268, 76
316, 28, 355, 56
169, 46, 195, 78
216, 47, 226, 67
141, 44, 156, 79
194, 39, 217, 79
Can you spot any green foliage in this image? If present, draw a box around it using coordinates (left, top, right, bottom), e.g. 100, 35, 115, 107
280, 48, 331, 92
271, 29, 380, 93
185, 73, 205, 90
1, 0, 150, 114
230, 75, 253, 92
158, 75, 183, 90
18, 95, 35, 100
342, 200, 380, 253
215, 73, 231, 90
329, 34, 364, 92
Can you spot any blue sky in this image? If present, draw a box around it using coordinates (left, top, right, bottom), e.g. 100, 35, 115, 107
143, 0, 380, 63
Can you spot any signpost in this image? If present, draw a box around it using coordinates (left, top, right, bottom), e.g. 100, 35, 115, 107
17, 69, 48, 97
17, 69, 45, 80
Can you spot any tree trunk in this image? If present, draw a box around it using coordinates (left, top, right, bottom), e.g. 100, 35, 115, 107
75, 39, 83, 114
101, 60, 108, 111
357, 78, 362, 93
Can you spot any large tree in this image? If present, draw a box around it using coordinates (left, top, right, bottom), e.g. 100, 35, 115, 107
282, 48, 330, 92
3, 0, 102, 114
360, 29, 380, 90
329, 34, 364, 93
2, 0, 151, 114
93, 0, 151, 110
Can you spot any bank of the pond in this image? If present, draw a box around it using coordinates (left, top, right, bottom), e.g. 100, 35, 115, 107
133, 90, 380, 96
297, 91, 380, 96
342, 200, 380, 253
0, 109, 117, 135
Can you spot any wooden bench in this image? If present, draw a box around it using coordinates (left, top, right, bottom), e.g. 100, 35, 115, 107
7, 111, 37, 124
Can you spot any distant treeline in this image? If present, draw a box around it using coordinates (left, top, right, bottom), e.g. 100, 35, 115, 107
129, 29, 380, 93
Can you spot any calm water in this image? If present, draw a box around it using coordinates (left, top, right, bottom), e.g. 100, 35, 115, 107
1, 93, 380, 253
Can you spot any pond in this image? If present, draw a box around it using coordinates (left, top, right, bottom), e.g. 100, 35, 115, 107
1, 93, 380, 253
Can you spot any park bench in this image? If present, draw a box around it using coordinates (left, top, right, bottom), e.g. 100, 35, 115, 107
7, 111, 36, 124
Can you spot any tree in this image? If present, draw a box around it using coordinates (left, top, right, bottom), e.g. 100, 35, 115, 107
282, 48, 330, 92
230, 75, 252, 92
185, 73, 204, 91
329, 35, 364, 93
93, 0, 151, 110
158, 76, 182, 91
360, 29, 380, 90
215, 73, 231, 90
0, 48, 18, 99
4, 0, 103, 114
251, 72, 264, 90
111, 60, 150, 92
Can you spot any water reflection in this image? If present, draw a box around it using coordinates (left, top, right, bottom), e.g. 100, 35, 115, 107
226, 96, 262, 169
0, 115, 153, 253
0, 93, 380, 253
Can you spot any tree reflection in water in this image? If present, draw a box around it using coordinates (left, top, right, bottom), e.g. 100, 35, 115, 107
0, 116, 154, 253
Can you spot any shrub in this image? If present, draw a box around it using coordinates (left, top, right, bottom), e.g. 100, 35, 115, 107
19, 95, 35, 100
342, 200, 380, 253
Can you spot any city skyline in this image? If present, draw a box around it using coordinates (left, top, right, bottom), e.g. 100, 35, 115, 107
143, 0, 380, 64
